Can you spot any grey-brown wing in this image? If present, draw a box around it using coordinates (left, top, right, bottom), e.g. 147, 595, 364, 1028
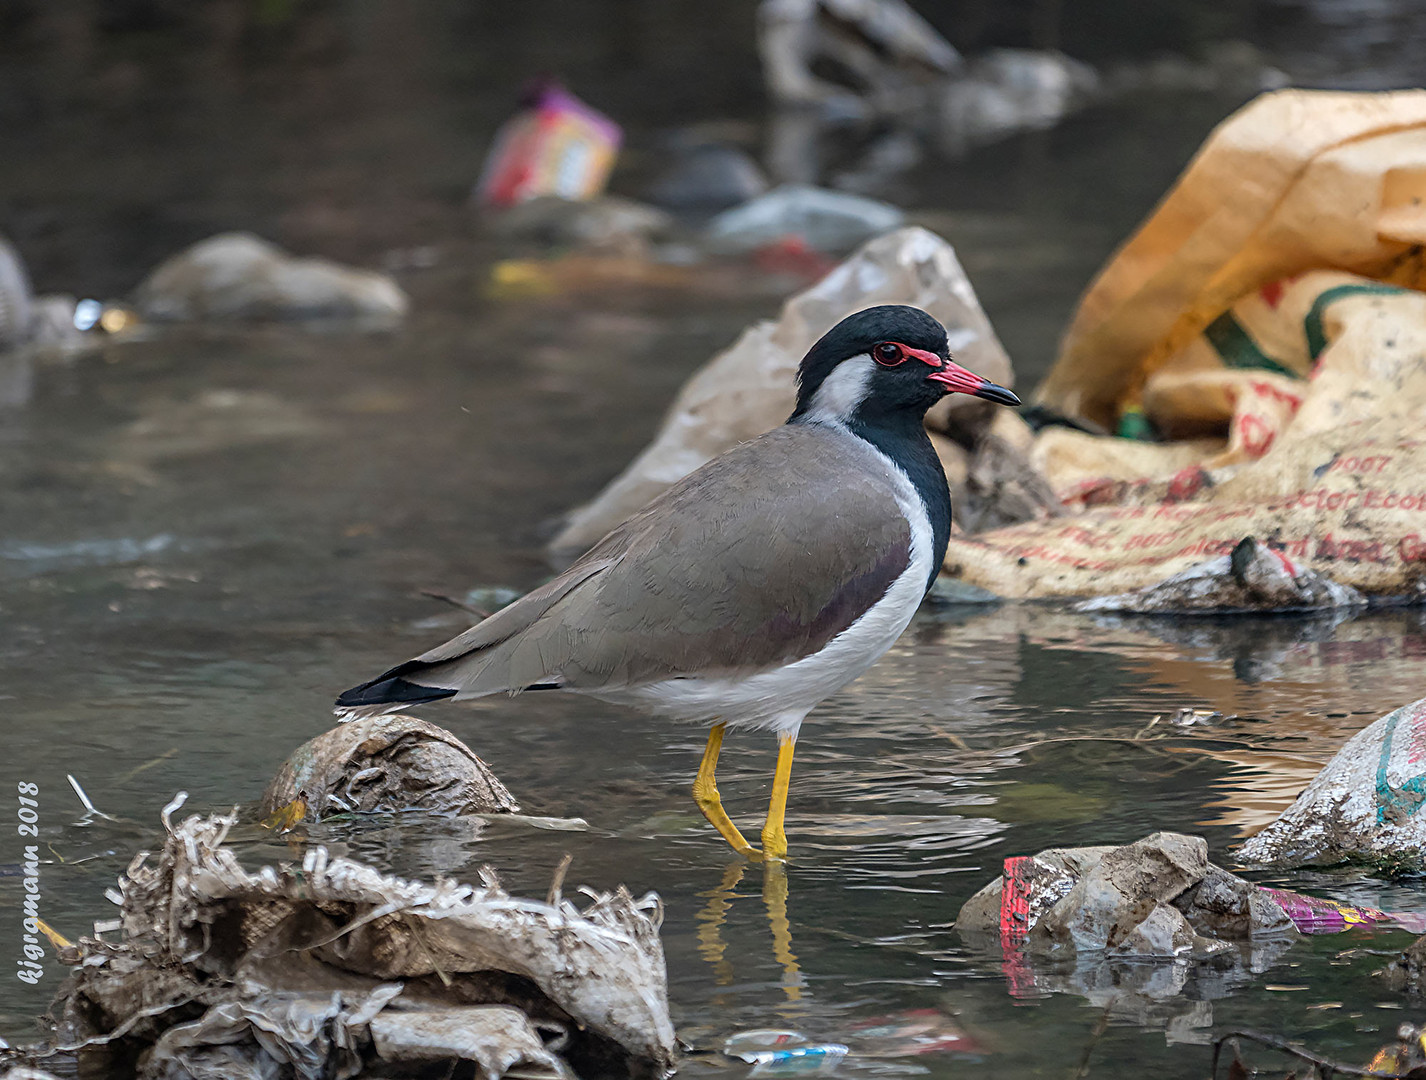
413, 424, 913, 696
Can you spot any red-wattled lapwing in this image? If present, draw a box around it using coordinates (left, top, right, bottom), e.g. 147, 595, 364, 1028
337, 305, 1019, 860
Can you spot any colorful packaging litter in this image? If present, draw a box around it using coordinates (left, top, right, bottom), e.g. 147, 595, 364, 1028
476, 83, 621, 208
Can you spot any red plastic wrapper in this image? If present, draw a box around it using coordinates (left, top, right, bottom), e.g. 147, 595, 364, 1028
476, 83, 621, 208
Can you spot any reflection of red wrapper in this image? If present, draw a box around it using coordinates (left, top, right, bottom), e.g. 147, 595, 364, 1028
1259, 886, 1390, 934
477, 84, 621, 208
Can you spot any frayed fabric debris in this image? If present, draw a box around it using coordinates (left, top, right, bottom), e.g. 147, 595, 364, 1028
14, 806, 676, 1079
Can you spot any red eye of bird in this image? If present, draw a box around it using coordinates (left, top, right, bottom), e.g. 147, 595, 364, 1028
873, 341, 905, 366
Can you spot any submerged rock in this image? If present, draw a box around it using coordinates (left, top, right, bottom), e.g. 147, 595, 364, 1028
262, 715, 520, 821
135, 232, 409, 324
646, 143, 769, 212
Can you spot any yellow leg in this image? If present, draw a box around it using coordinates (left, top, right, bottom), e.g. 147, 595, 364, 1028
761, 732, 796, 862
693, 723, 758, 858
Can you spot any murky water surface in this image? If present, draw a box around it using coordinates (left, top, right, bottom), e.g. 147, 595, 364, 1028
3, 36, 1426, 1077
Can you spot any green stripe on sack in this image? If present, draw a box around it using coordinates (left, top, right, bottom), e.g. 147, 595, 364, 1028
1304, 283, 1410, 360
1203, 311, 1299, 378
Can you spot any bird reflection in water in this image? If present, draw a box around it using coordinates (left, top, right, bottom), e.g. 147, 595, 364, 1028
696, 861, 805, 1006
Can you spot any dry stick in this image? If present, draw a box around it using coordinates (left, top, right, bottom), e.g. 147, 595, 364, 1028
115, 747, 179, 785
1211, 1030, 1411, 1079
548, 853, 573, 908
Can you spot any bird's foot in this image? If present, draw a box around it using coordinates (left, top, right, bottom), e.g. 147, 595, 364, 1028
760, 825, 788, 863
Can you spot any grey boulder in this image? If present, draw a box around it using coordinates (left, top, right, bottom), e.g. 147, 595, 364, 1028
136, 232, 409, 324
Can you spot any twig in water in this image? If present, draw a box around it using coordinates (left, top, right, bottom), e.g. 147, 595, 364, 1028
420, 589, 490, 618
67, 775, 116, 820
116, 747, 178, 785
1211, 1029, 1412, 1079
548, 853, 573, 908
1073, 1000, 1114, 1079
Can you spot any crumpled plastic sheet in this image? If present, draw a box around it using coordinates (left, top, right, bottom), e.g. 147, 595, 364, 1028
955, 834, 1302, 1047
957, 833, 1297, 958
25, 802, 676, 1080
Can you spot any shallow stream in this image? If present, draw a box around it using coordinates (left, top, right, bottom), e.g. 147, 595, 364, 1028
3, 28, 1426, 1075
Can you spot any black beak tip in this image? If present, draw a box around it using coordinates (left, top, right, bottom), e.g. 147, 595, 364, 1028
977, 383, 1021, 407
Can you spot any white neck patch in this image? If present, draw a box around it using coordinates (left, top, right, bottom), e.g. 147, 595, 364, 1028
803, 354, 874, 425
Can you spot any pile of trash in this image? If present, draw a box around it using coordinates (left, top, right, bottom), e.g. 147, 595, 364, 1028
958, 833, 1298, 956
3, 801, 676, 1080
1075, 535, 1367, 614
956, 831, 1426, 1020
962, 831, 1426, 950
943, 89, 1426, 602
551, 88, 1426, 610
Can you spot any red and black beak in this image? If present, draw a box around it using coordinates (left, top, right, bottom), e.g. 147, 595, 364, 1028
928, 358, 1020, 406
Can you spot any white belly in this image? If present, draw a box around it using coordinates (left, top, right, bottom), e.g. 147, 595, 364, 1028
583, 435, 935, 736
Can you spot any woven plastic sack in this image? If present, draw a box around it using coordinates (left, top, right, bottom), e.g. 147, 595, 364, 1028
946, 273, 1426, 598
1037, 88, 1426, 432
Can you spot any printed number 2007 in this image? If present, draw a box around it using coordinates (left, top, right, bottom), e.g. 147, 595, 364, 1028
17, 782, 38, 837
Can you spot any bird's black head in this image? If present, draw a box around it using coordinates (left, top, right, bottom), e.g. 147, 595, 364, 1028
789, 305, 1019, 430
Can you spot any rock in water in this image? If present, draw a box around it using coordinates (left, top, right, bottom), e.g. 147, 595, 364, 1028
0, 235, 35, 352
262, 715, 520, 820
646, 143, 769, 211
1239, 697, 1426, 869
135, 232, 409, 324
704, 185, 905, 254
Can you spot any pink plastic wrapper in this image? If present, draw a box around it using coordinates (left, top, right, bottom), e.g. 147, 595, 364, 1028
476, 83, 621, 208
1260, 885, 1426, 935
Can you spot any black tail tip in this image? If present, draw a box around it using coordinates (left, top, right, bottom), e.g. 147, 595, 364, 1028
335, 674, 457, 711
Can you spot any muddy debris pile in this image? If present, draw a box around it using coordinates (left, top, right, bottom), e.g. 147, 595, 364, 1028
957, 833, 1298, 958
262, 714, 521, 821
5, 803, 676, 1080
